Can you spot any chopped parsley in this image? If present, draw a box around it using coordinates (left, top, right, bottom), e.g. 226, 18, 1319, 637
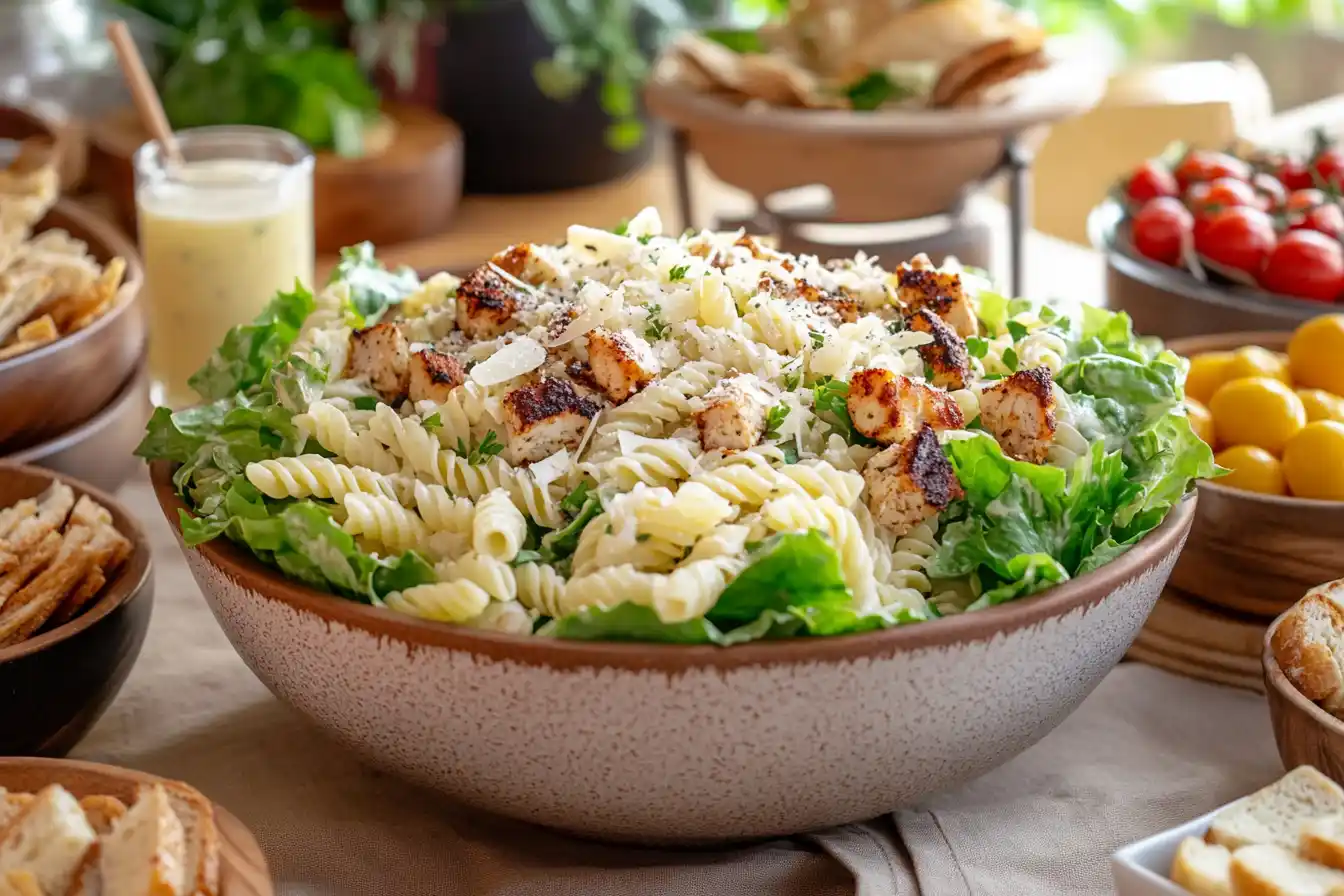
809, 329, 827, 350
783, 368, 803, 391
636, 533, 651, 542
886, 318, 906, 335
457, 430, 504, 464
511, 549, 543, 567
1002, 347, 1020, 373
781, 444, 800, 464
637, 234, 653, 245
668, 264, 690, 282
923, 363, 937, 382
612, 219, 629, 236
764, 404, 790, 440
644, 304, 669, 341
352, 396, 379, 411
421, 412, 443, 432
810, 377, 877, 447
965, 336, 989, 359
560, 481, 594, 516
1006, 320, 1030, 343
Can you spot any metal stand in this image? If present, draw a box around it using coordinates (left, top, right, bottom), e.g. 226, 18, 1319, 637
1003, 134, 1033, 299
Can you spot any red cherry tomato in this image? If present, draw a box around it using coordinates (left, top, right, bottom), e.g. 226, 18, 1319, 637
1260, 230, 1344, 302
1286, 188, 1329, 215
1299, 204, 1344, 240
1276, 156, 1315, 191
1175, 150, 1251, 190
1252, 172, 1287, 211
1186, 177, 1260, 217
1194, 206, 1276, 274
1131, 197, 1193, 266
1313, 148, 1344, 190
1124, 160, 1178, 206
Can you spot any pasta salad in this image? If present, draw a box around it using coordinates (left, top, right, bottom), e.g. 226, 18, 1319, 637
138, 208, 1217, 644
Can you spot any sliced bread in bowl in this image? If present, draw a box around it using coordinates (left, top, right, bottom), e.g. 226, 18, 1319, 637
0, 785, 96, 896
93, 784, 186, 896
1231, 843, 1344, 896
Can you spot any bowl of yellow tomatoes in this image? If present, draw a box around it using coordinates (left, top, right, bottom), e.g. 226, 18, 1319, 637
1167, 314, 1344, 617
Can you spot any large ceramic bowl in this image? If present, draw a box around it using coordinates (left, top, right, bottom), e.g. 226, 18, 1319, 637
152, 460, 1194, 843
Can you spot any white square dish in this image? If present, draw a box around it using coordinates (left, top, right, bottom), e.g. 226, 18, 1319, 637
1111, 800, 1244, 896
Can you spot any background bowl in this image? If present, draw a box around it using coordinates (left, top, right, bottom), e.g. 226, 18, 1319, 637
0, 463, 153, 757
1165, 332, 1343, 618
6, 356, 151, 495
1264, 613, 1344, 786
152, 460, 1194, 843
0, 198, 146, 452
1090, 199, 1320, 341
0, 757, 273, 895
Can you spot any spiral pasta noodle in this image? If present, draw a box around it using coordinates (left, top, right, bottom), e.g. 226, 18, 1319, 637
595, 436, 699, 490
341, 492, 429, 553
436, 552, 517, 601
467, 600, 535, 635
385, 580, 490, 623
743, 297, 810, 355
757, 493, 878, 611
587, 361, 724, 460
411, 480, 476, 533
245, 455, 397, 503
472, 488, 528, 561
515, 563, 567, 618
296, 400, 399, 474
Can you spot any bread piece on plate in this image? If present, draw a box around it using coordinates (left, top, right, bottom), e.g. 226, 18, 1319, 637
1207, 767, 1344, 850
1170, 836, 1233, 896
1302, 815, 1344, 872
96, 784, 187, 896
1273, 580, 1344, 712
1230, 843, 1344, 896
0, 784, 96, 896
162, 782, 219, 896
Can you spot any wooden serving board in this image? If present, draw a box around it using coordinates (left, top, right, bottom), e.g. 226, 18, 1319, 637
0, 757, 273, 896
1125, 589, 1269, 693
83, 102, 463, 253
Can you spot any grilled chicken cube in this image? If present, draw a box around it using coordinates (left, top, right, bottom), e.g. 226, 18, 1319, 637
863, 424, 963, 536
896, 257, 978, 339
978, 367, 1057, 463
489, 242, 561, 287
846, 368, 965, 446
694, 375, 770, 452
456, 264, 523, 339
345, 322, 410, 403
585, 327, 659, 404
502, 376, 601, 465
908, 308, 970, 390
408, 348, 468, 404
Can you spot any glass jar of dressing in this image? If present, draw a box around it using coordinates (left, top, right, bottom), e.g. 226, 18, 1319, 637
135, 126, 314, 409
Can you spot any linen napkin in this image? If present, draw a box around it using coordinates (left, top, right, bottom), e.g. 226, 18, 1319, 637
73, 472, 1283, 896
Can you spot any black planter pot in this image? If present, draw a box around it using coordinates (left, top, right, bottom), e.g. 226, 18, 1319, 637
437, 0, 656, 194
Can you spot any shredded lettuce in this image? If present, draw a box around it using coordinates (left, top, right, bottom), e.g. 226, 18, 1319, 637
187, 282, 316, 401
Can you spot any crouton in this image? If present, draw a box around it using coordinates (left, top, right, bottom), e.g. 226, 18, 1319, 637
863, 424, 963, 535
407, 349, 468, 404
502, 376, 601, 465
344, 322, 410, 403
585, 327, 659, 403
846, 368, 965, 446
896, 257, 978, 338
693, 375, 771, 452
977, 367, 1057, 463
908, 308, 970, 390
456, 264, 523, 339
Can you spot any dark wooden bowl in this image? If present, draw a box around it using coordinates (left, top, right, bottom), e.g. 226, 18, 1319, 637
0, 198, 146, 452
1089, 199, 1327, 340
1165, 331, 1344, 618
0, 758, 273, 895
85, 102, 464, 253
6, 356, 151, 495
1264, 612, 1344, 786
0, 464, 153, 757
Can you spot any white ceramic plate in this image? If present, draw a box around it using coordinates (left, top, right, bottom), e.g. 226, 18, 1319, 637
1112, 800, 1244, 896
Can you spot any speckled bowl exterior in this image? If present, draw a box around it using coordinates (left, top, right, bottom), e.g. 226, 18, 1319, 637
151, 461, 1194, 843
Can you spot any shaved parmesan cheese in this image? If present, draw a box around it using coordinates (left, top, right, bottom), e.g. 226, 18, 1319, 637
545, 281, 624, 346
625, 207, 664, 239
530, 448, 570, 490
470, 336, 546, 386
567, 225, 637, 263
574, 409, 602, 461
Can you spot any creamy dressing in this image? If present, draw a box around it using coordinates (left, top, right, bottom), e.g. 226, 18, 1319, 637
138, 158, 314, 408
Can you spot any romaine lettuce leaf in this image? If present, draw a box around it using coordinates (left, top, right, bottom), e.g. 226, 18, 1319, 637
187, 282, 316, 401
708, 530, 853, 626
329, 242, 420, 324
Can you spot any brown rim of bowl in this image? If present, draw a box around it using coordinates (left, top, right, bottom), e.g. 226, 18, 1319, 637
150, 459, 1195, 670
0, 462, 152, 664
7, 355, 148, 463
1264, 612, 1344, 737
0, 198, 144, 377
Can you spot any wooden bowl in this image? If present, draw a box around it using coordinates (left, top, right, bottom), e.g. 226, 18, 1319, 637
644, 58, 1104, 223
1264, 613, 1344, 786
85, 102, 464, 253
152, 457, 1194, 844
0, 198, 146, 452
0, 757, 272, 895
1090, 199, 1321, 340
1165, 331, 1344, 618
0, 464, 153, 757
5, 356, 151, 495
0, 104, 82, 189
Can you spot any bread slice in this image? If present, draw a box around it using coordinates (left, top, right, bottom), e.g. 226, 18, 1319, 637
1231, 843, 1344, 895
1208, 767, 1344, 850
0, 792, 31, 836
1272, 580, 1344, 711
1302, 815, 1344, 872
162, 783, 218, 896
96, 784, 186, 896
0, 870, 43, 896
0, 784, 96, 896
1170, 836, 1233, 896
77, 797, 126, 838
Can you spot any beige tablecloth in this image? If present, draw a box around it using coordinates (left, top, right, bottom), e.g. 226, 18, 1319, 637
73, 473, 1283, 896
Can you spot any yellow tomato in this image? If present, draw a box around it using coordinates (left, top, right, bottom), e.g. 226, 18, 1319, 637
1297, 389, 1344, 423
1185, 351, 1235, 405
1224, 345, 1292, 385
1209, 377, 1307, 455
1289, 314, 1344, 395
1185, 397, 1216, 447
1214, 445, 1286, 495
1283, 421, 1344, 500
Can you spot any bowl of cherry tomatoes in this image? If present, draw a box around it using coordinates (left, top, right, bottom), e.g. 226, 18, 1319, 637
1089, 141, 1344, 340
1165, 314, 1344, 618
